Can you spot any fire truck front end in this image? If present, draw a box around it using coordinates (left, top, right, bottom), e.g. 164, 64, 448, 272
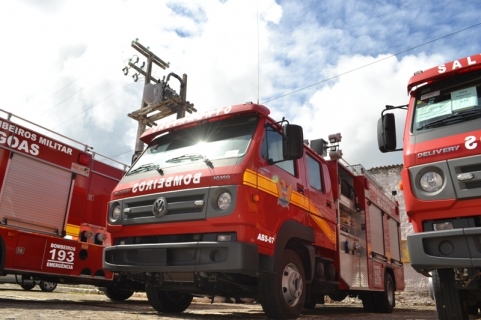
103, 103, 306, 316
403, 57, 481, 276
378, 54, 481, 318
104, 106, 261, 280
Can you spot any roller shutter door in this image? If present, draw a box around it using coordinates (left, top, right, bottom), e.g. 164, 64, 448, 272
0, 153, 73, 235
389, 218, 401, 262
369, 204, 385, 255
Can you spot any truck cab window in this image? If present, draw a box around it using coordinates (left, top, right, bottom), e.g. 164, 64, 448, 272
261, 127, 295, 176
306, 154, 323, 191
413, 80, 481, 133
127, 115, 258, 175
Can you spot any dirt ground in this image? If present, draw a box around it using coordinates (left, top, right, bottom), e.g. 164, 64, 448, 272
0, 283, 461, 320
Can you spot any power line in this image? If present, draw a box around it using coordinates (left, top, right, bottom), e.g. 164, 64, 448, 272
109, 149, 134, 159
38, 66, 118, 118
32, 64, 98, 108
34, 47, 135, 114
262, 21, 481, 104
52, 79, 143, 130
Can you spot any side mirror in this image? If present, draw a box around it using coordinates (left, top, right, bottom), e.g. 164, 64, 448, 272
377, 113, 397, 152
283, 124, 304, 160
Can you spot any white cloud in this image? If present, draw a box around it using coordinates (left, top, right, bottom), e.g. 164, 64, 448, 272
0, 0, 479, 167
292, 53, 446, 168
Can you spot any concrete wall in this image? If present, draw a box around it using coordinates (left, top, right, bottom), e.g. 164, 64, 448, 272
368, 165, 429, 291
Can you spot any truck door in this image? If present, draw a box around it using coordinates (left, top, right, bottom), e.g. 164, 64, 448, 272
258, 124, 307, 232
304, 152, 336, 250
0, 153, 74, 236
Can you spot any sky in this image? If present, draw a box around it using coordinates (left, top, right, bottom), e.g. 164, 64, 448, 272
0, 0, 480, 169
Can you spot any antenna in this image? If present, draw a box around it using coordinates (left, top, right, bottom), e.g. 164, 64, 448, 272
257, 1, 260, 104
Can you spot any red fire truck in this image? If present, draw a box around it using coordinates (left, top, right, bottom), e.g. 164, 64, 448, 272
0, 109, 138, 300
103, 102, 404, 319
377, 53, 481, 319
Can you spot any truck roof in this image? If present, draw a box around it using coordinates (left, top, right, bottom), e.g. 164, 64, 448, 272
407, 53, 481, 93
140, 103, 271, 144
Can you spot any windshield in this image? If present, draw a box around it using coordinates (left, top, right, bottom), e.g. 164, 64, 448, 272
127, 115, 258, 175
412, 79, 481, 133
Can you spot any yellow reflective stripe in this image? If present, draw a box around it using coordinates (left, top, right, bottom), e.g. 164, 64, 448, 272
310, 214, 337, 244
257, 174, 278, 197
243, 169, 257, 188
65, 224, 80, 237
290, 191, 309, 211
242, 169, 336, 244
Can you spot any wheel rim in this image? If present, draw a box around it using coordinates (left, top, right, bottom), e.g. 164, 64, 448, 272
386, 278, 394, 305
21, 283, 35, 290
42, 282, 57, 291
281, 262, 303, 307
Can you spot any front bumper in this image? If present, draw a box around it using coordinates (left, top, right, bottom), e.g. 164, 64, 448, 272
408, 227, 481, 275
103, 241, 259, 277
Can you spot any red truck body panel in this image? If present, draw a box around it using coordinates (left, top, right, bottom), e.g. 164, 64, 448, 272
0, 110, 127, 285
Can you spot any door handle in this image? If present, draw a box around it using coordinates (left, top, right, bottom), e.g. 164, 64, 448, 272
297, 183, 304, 194
326, 200, 332, 208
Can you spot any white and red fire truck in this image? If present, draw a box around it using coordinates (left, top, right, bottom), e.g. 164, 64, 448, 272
104, 103, 404, 319
378, 53, 481, 319
0, 109, 139, 300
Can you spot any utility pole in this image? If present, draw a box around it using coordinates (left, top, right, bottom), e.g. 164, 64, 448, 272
122, 40, 196, 160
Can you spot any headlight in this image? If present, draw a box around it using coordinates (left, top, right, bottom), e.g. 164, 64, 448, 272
420, 171, 443, 192
217, 192, 232, 210
111, 204, 121, 222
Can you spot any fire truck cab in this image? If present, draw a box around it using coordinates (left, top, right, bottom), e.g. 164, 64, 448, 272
377, 53, 481, 319
105, 103, 403, 319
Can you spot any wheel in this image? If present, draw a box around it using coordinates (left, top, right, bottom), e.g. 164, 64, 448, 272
39, 281, 57, 292
328, 292, 348, 302
376, 272, 395, 313
259, 249, 306, 319
432, 269, 468, 320
360, 292, 376, 313
303, 296, 317, 309
467, 303, 479, 315
145, 285, 193, 313
19, 282, 36, 291
104, 287, 134, 301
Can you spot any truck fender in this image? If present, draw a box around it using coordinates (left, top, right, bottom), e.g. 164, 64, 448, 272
259, 220, 315, 282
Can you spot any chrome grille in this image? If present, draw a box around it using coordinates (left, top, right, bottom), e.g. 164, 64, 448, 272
448, 155, 481, 199
120, 188, 208, 225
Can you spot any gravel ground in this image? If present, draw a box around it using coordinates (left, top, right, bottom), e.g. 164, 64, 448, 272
0, 283, 443, 320
328, 289, 435, 307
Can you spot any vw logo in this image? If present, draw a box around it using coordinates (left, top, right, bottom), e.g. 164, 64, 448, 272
152, 197, 167, 217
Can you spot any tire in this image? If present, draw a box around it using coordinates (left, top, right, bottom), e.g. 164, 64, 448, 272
19, 282, 36, 291
104, 287, 135, 301
259, 249, 306, 319
328, 292, 348, 302
303, 297, 317, 309
432, 269, 468, 320
145, 285, 193, 313
39, 281, 57, 292
360, 292, 376, 313
467, 304, 479, 316
375, 272, 395, 313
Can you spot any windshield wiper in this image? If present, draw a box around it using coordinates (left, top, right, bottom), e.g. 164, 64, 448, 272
127, 163, 164, 176
165, 153, 214, 168
417, 108, 481, 130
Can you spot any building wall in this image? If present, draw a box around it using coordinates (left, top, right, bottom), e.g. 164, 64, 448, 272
368, 165, 429, 291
